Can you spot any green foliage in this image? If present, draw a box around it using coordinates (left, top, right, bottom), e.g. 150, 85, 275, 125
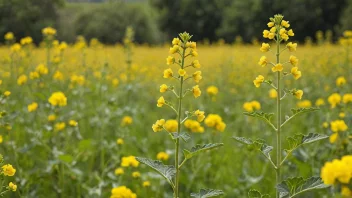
183, 143, 223, 159
74, 1, 161, 44
243, 111, 276, 130
276, 177, 328, 198
248, 189, 271, 198
190, 189, 224, 198
286, 133, 329, 152
170, 132, 191, 142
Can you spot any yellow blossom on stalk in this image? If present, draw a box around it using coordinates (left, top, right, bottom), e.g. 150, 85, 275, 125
163, 68, 173, 78
30, 71, 40, 79
160, 84, 168, 93
258, 56, 268, 67
164, 119, 178, 132
69, 120, 78, 127
55, 122, 66, 131
53, 71, 64, 81
48, 114, 56, 122
178, 69, 186, 77
17, 74, 28, 85
121, 116, 133, 126
70, 75, 85, 86
132, 171, 140, 178
143, 181, 151, 187
157, 152, 169, 161
343, 94, 352, 104
287, 29, 294, 36
157, 96, 165, 107
172, 38, 180, 45
272, 63, 283, 72
192, 60, 201, 68
204, 114, 226, 132
270, 27, 276, 33
184, 120, 204, 133
117, 138, 124, 145
289, 55, 298, 66
206, 86, 218, 96
112, 78, 119, 87
260, 43, 270, 52
193, 71, 202, 83
20, 36, 33, 45
27, 102, 38, 112
322, 122, 329, 128
4, 91, 11, 97
286, 42, 297, 51
341, 187, 352, 196
152, 119, 165, 132
269, 89, 277, 98
110, 186, 137, 198
188, 41, 197, 49
192, 85, 201, 98
8, 182, 17, 192
121, 156, 139, 167
42, 27, 56, 36
36, 64, 48, 75
315, 98, 325, 106
2, 164, 16, 176
48, 92, 67, 107
321, 155, 352, 185
243, 101, 261, 112
336, 76, 346, 87
339, 112, 345, 118
330, 120, 348, 133
191, 50, 198, 57
281, 20, 290, 28
10, 43, 21, 52
328, 93, 341, 108
267, 22, 274, 27
166, 56, 175, 65
114, 168, 124, 175
169, 45, 179, 54
268, 33, 275, 39
194, 110, 205, 122
253, 75, 264, 88
291, 67, 301, 80
263, 30, 270, 38
293, 90, 303, 100
5, 32, 14, 40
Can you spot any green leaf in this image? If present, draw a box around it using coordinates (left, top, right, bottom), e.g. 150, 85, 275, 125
183, 143, 223, 159
78, 139, 92, 151
277, 176, 328, 198
233, 137, 253, 145
243, 111, 276, 130
233, 137, 273, 160
282, 107, 319, 127
170, 132, 191, 142
135, 157, 176, 187
248, 189, 271, 198
58, 154, 73, 163
286, 133, 328, 152
190, 189, 224, 198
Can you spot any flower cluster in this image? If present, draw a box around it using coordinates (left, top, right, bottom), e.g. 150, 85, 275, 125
204, 114, 226, 132
48, 92, 67, 107
1, 161, 17, 193
110, 186, 137, 198
121, 156, 139, 168
243, 101, 261, 112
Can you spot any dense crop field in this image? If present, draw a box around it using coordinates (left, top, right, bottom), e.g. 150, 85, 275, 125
0, 23, 351, 198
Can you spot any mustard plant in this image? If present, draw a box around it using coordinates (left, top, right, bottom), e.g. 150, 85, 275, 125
136, 32, 224, 198
233, 14, 329, 197
124, 26, 134, 82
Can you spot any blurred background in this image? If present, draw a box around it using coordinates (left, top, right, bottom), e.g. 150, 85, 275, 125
0, 0, 351, 45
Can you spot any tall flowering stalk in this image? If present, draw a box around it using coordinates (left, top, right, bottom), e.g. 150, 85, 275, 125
136, 32, 223, 198
234, 14, 329, 197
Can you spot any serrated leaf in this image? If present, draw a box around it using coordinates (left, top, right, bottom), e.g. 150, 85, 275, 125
248, 189, 271, 198
135, 157, 175, 187
183, 143, 223, 159
233, 137, 273, 160
233, 137, 253, 145
170, 132, 191, 142
190, 189, 224, 198
282, 107, 319, 127
276, 176, 328, 198
244, 111, 274, 123
286, 133, 328, 151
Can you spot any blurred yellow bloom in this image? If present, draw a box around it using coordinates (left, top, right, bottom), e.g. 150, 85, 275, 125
53, 71, 64, 81
4, 32, 14, 40
48, 114, 56, 122
193, 71, 202, 83
169, 45, 179, 54
336, 76, 346, 87
258, 56, 268, 67
36, 64, 48, 75
157, 96, 165, 107
30, 71, 40, 79
192, 60, 201, 68
117, 138, 124, 145
20, 36, 33, 45
111, 186, 136, 198
291, 67, 301, 80
194, 110, 205, 122
163, 68, 173, 78
157, 152, 169, 161
10, 43, 21, 52
164, 119, 178, 132
343, 94, 352, 104
289, 55, 298, 66
17, 74, 28, 85
297, 100, 312, 108
172, 38, 180, 45
253, 75, 264, 87
166, 56, 174, 65
272, 63, 283, 72
267, 22, 274, 27
243, 101, 261, 112
321, 155, 352, 185
322, 122, 329, 128
328, 93, 341, 108
293, 90, 303, 100
42, 27, 57, 36
178, 69, 186, 77
269, 89, 277, 98
69, 120, 78, 127
330, 120, 348, 133
48, 92, 67, 107
121, 156, 139, 167
263, 30, 270, 38
121, 116, 133, 126
339, 112, 346, 118
0, 135, 3, 144
2, 164, 16, 176
132, 171, 140, 178
281, 20, 290, 28
4, 91, 11, 97
204, 114, 226, 132
8, 182, 17, 192
27, 102, 38, 112
143, 181, 151, 187
55, 122, 66, 131
184, 120, 204, 133
192, 85, 201, 98
114, 168, 124, 175
287, 29, 294, 36
160, 84, 168, 93
152, 119, 165, 132
206, 86, 218, 96
315, 98, 325, 106
286, 42, 297, 51
260, 43, 270, 52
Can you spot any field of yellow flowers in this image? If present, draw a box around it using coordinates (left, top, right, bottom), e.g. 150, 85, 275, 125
0, 26, 351, 198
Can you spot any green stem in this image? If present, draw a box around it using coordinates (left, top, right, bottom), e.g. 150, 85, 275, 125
175, 46, 186, 198
276, 33, 282, 198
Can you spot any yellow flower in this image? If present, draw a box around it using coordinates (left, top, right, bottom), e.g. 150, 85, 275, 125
157, 152, 169, 161
36, 64, 48, 75
336, 76, 346, 87
166, 56, 175, 65
267, 22, 274, 27
10, 43, 21, 52
328, 93, 341, 108
4, 91, 11, 97
178, 69, 186, 77
279, 28, 286, 35
143, 181, 151, 187
272, 63, 283, 72
341, 186, 352, 197
297, 100, 312, 108
30, 71, 40, 79
253, 75, 264, 88
8, 182, 17, 192
48, 114, 56, 122
17, 74, 28, 85
55, 122, 66, 131
4, 32, 14, 40
339, 112, 346, 118
291, 67, 301, 80
112, 78, 119, 87
2, 164, 16, 176
114, 168, 124, 175
0, 135, 3, 144
330, 120, 348, 132
184, 120, 204, 133
69, 120, 78, 127
121, 116, 133, 126
192, 85, 201, 98
117, 138, 124, 145
164, 119, 178, 132
289, 55, 298, 66
27, 102, 38, 112
48, 92, 67, 107
192, 60, 201, 68
194, 110, 205, 122
169, 45, 179, 54
191, 50, 198, 57
160, 84, 168, 93
286, 42, 297, 51
189, 41, 197, 49
322, 122, 329, 128
281, 33, 289, 41
206, 86, 218, 96
263, 30, 270, 38
172, 38, 180, 45
193, 71, 202, 83
132, 171, 140, 178
268, 89, 277, 99
243, 101, 261, 112
270, 27, 276, 33
287, 29, 294, 36
260, 43, 270, 52
204, 114, 226, 132
258, 56, 268, 67
343, 94, 352, 104
157, 96, 165, 107
53, 71, 64, 81
163, 68, 173, 78
111, 186, 137, 198
293, 90, 303, 100
121, 156, 139, 167
281, 20, 290, 28
152, 119, 165, 132
42, 27, 57, 36
21, 36, 33, 45
268, 33, 275, 39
